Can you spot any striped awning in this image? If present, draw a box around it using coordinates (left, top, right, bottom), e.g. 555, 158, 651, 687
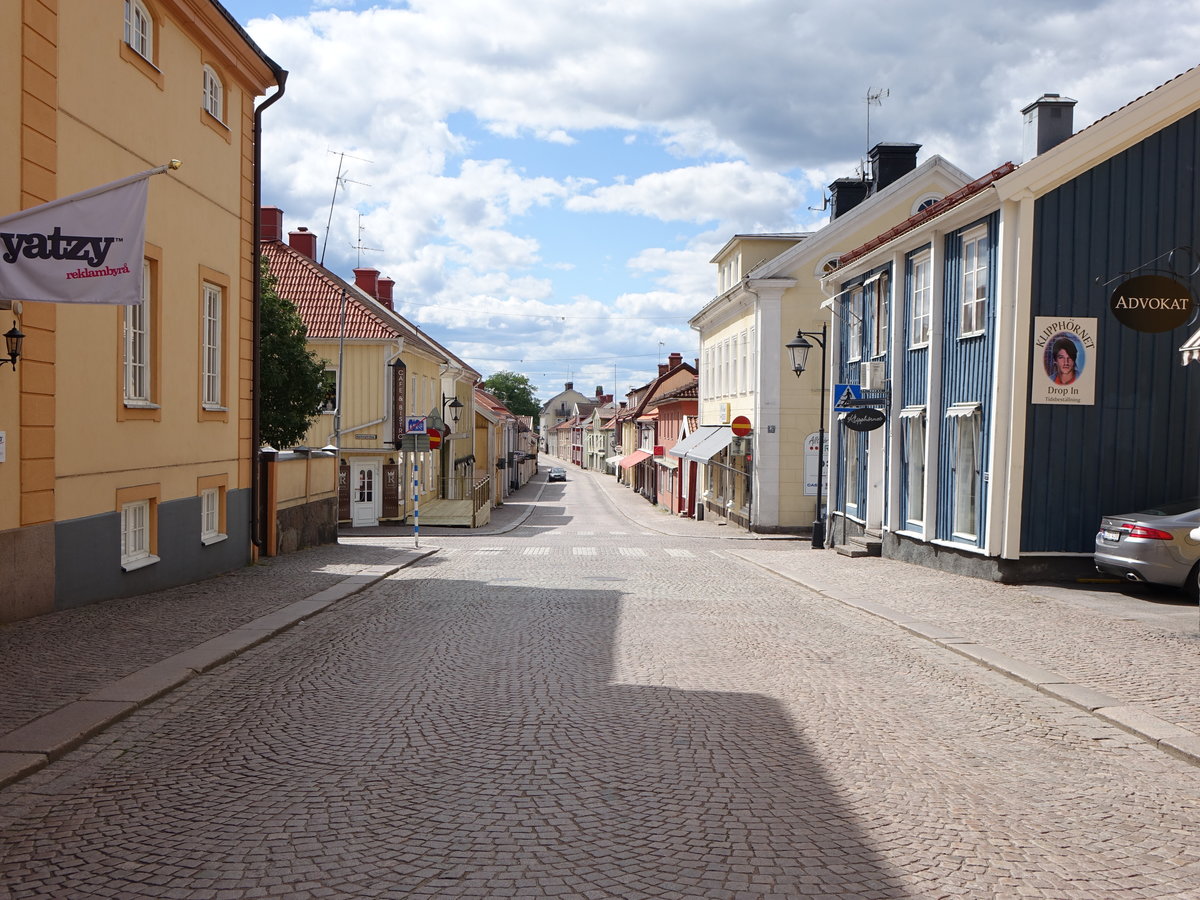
1180, 329, 1200, 365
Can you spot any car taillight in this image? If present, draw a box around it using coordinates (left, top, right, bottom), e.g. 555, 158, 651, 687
1121, 524, 1173, 540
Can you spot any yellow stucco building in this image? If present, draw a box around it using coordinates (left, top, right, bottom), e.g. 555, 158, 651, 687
0, 1, 283, 621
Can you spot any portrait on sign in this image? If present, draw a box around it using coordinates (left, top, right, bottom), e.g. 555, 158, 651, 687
1031, 317, 1096, 406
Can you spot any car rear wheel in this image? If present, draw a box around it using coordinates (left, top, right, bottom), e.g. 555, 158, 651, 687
1189, 562, 1200, 602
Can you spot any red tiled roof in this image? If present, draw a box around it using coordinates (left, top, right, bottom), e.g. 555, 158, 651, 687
837, 162, 1018, 267
261, 241, 398, 340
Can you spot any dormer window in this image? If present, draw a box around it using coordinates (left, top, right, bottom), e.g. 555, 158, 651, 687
203, 65, 224, 122
124, 0, 153, 61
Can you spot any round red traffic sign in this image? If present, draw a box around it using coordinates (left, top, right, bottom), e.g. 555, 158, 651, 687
427, 428, 442, 450
731, 415, 752, 437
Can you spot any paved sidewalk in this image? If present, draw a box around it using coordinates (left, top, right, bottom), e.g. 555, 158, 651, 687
575, 459, 1200, 767
3, 460, 1198, 790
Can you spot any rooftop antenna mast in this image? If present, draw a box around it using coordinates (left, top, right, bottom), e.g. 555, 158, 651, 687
864, 87, 889, 179
350, 213, 382, 268
320, 149, 372, 266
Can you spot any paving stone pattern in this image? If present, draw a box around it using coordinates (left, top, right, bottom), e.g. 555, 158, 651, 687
1, 465, 1199, 897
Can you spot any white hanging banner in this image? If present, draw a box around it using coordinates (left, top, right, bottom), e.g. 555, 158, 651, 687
0, 166, 169, 305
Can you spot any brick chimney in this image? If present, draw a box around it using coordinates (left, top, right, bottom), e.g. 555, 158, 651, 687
658, 363, 668, 376
828, 178, 871, 220
668, 351, 683, 369
289, 227, 317, 259
376, 277, 395, 310
1022, 93, 1076, 161
869, 143, 921, 192
260, 206, 284, 241
354, 267, 379, 298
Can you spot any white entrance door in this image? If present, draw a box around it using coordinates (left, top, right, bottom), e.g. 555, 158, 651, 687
350, 460, 381, 527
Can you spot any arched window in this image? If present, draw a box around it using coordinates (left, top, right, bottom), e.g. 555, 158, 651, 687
124, 0, 153, 61
203, 65, 224, 122
911, 194, 943, 215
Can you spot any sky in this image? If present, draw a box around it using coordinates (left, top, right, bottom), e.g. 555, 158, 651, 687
223, 0, 1200, 404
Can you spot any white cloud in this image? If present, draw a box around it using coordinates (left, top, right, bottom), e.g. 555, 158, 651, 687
239, 0, 1200, 401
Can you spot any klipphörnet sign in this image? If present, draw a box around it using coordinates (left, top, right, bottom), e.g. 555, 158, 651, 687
0, 170, 156, 306
1032, 317, 1097, 406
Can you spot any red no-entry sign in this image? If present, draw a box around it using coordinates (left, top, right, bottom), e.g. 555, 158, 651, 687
427, 428, 442, 450
731, 416, 752, 437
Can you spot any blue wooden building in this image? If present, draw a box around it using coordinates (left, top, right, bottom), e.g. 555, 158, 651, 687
824, 72, 1200, 581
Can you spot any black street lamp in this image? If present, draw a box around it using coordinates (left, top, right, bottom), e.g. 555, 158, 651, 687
442, 394, 464, 428
786, 324, 827, 549
1, 323, 25, 371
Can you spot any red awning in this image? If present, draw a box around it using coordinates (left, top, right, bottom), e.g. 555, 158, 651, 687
618, 449, 652, 469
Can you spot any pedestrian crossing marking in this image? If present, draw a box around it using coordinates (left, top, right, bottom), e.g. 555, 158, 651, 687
618, 547, 647, 557
664, 548, 695, 558
572, 546, 598, 556
523, 547, 550, 555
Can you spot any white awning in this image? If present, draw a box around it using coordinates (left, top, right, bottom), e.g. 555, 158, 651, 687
667, 426, 713, 459
945, 403, 981, 418
605, 455, 623, 465
899, 406, 926, 418
1180, 328, 1200, 365
653, 455, 678, 469
683, 425, 734, 463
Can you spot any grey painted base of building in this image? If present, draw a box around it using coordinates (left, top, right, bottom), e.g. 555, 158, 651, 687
829, 512, 1098, 584
54, 489, 254, 611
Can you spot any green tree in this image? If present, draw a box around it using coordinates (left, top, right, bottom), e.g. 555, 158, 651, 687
259, 259, 328, 449
483, 370, 541, 418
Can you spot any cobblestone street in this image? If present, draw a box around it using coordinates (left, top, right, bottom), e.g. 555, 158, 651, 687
2, 465, 1199, 898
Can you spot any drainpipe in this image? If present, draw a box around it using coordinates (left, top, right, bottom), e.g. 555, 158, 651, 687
251, 70, 288, 553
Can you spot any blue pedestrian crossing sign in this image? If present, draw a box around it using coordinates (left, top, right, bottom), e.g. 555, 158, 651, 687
833, 383, 862, 412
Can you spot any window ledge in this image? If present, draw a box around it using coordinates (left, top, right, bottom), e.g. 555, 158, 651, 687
202, 404, 229, 413
958, 330, 986, 340
201, 532, 228, 546
121, 553, 160, 573
124, 400, 161, 410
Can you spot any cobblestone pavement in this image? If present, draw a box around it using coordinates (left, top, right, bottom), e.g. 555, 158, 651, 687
1, 462, 1199, 897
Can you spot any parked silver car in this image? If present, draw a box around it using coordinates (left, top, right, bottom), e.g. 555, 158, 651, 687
548, 467, 567, 482
1094, 498, 1200, 595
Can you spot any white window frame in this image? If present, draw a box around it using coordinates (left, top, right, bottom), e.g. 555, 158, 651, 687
949, 405, 981, 539
871, 273, 889, 358
901, 407, 926, 526
200, 487, 227, 545
321, 368, 338, 414
847, 288, 863, 362
123, 0, 153, 61
844, 424, 860, 514
202, 282, 223, 409
202, 65, 224, 123
124, 262, 151, 405
959, 226, 988, 337
120, 499, 158, 571
910, 251, 932, 348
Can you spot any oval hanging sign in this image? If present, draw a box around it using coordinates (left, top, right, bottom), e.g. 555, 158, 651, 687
1109, 274, 1194, 333
844, 407, 886, 432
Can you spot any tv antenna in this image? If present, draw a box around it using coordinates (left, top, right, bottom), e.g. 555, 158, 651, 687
350, 213, 381, 267
320, 149, 372, 266
864, 87, 889, 176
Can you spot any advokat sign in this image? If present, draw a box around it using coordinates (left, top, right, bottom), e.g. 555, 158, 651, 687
1109, 274, 1194, 333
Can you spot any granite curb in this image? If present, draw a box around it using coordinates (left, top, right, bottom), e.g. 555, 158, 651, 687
0, 548, 437, 789
730, 550, 1200, 768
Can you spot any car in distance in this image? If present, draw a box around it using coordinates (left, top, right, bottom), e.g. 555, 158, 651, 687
548, 467, 567, 482
1094, 497, 1200, 595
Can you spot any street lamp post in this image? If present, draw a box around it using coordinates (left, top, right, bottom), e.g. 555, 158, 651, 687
786, 324, 828, 549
